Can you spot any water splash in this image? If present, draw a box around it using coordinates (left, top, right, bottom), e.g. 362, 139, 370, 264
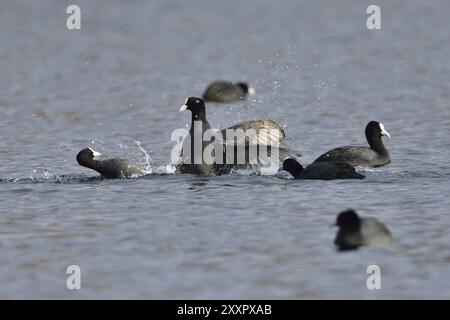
134, 140, 153, 174
357, 167, 446, 179
0, 173, 101, 184
150, 163, 176, 174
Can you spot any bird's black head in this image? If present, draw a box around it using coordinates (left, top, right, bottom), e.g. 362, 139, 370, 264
282, 158, 304, 178
365, 121, 391, 152
76, 147, 102, 166
336, 209, 361, 231
179, 97, 205, 113
365, 121, 391, 140
237, 82, 255, 96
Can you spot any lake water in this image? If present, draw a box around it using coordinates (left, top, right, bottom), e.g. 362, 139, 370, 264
1, 0, 450, 299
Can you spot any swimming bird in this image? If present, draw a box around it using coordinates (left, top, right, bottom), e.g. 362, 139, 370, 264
76, 147, 147, 179
176, 97, 300, 176
202, 81, 255, 103
281, 158, 365, 180
334, 209, 392, 251
314, 121, 391, 167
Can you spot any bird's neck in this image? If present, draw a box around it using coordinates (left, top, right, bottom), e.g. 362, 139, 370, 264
367, 134, 388, 155
285, 162, 304, 178
294, 166, 304, 178
84, 158, 101, 171
190, 112, 210, 131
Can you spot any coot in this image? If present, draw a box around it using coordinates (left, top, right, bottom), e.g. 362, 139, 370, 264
176, 97, 300, 175
281, 158, 364, 180
314, 121, 391, 167
76, 147, 147, 179
202, 81, 255, 103
334, 209, 392, 251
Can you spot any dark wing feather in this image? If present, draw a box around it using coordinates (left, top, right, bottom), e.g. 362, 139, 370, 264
215, 120, 300, 171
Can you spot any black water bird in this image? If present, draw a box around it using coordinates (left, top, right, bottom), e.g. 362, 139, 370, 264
314, 121, 391, 167
334, 209, 392, 251
281, 158, 364, 180
202, 81, 255, 103
176, 97, 300, 175
76, 147, 147, 179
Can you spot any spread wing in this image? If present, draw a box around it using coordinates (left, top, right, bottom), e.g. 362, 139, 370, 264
176, 119, 301, 174
214, 120, 301, 170
219, 120, 287, 146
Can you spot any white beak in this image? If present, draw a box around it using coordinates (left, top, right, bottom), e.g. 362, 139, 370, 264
88, 147, 102, 157
247, 86, 256, 96
379, 123, 391, 138
179, 104, 188, 112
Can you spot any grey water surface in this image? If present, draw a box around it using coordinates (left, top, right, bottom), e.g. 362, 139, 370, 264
1, 0, 450, 299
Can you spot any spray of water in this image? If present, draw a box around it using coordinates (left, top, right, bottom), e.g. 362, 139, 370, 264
134, 140, 153, 174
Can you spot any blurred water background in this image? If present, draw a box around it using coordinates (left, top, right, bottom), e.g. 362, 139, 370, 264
0, 0, 449, 298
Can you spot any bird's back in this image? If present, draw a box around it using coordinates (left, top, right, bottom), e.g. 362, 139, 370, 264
97, 158, 146, 179
360, 218, 393, 245
314, 146, 389, 167
335, 217, 392, 250
301, 161, 365, 180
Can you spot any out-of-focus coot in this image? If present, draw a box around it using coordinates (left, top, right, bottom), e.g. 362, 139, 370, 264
334, 209, 392, 251
202, 81, 255, 103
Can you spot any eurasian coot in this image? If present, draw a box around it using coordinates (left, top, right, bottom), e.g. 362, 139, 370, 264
281, 158, 364, 180
202, 81, 255, 103
334, 209, 392, 251
76, 147, 147, 179
314, 121, 391, 167
176, 97, 300, 175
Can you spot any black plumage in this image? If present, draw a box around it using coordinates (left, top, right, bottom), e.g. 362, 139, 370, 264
176, 97, 300, 176
76, 147, 147, 179
334, 209, 392, 251
281, 158, 365, 180
314, 121, 391, 167
202, 81, 255, 103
